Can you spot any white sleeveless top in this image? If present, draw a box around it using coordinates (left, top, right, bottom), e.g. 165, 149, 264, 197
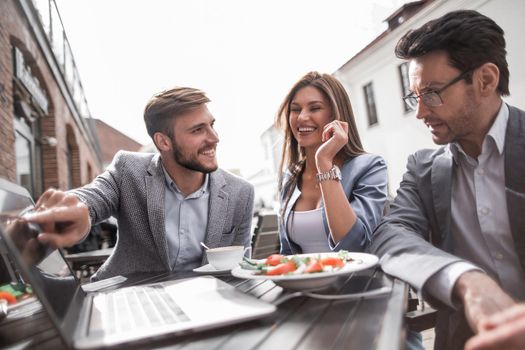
287, 208, 330, 253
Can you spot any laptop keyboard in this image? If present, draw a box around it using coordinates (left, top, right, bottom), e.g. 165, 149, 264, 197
103, 285, 190, 335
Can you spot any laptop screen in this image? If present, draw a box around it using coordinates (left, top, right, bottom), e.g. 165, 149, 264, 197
0, 180, 79, 323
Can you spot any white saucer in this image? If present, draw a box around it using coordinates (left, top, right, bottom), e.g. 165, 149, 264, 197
192, 264, 231, 275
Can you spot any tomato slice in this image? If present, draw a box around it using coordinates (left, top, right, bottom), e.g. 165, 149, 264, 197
265, 254, 285, 266
320, 257, 345, 268
266, 261, 296, 275
305, 259, 323, 273
0, 291, 17, 304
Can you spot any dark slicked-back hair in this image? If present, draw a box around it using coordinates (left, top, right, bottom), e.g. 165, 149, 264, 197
395, 10, 509, 96
144, 87, 210, 140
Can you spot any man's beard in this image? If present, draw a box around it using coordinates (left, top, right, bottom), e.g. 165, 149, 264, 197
171, 141, 218, 173
447, 89, 479, 144
428, 89, 479, 146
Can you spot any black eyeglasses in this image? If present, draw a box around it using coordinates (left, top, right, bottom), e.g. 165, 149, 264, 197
403, 70, 472, 110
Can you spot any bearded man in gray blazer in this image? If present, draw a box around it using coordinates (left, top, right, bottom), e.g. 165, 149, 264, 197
27, 87, 254, 281
369, 10, 525, 350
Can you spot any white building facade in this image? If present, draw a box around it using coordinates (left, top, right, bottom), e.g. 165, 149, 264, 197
334, 0, 525, 195
248, 125, 283, 211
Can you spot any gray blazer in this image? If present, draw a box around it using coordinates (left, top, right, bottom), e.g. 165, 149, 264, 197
369, 104, 525, 350
72, 151, 255, 281
279, 153, 388, 254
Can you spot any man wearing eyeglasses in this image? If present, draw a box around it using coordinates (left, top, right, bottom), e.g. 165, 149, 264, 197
370, 10, 525, 350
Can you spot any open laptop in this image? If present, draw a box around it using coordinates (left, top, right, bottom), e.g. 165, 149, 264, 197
0, 179, 276, 349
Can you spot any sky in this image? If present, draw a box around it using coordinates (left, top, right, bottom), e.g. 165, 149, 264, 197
55, 0, 410, 177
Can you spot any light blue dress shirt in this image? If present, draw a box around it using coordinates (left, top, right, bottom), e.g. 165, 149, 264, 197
163, 167, 209, 270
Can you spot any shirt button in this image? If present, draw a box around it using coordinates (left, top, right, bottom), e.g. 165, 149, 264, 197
480, 207, 490, 215
477, 168, 485, 176
180, 229, 184, 235
494, 252, 503, 260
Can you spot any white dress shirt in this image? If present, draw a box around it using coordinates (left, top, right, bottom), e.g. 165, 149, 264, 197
426, 103, 525, 307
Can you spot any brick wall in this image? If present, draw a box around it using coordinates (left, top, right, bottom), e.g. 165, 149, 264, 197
0, 1, 17, 182
0, 0, 101, 195
94, 119, 143, 165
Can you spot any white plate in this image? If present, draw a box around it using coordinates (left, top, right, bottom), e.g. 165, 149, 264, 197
230, 252, 378, 290
192, 264, 231, 275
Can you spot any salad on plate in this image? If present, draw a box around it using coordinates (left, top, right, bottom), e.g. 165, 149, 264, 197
239, 250, 358, 276
232, 251, 378, 290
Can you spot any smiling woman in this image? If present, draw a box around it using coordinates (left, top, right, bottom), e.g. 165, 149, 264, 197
275, 71, 388, 256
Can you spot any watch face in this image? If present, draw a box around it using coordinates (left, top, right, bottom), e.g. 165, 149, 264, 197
333, 165, 342, 180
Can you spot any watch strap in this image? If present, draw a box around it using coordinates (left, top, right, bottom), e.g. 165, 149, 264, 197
316, 165, 342, 182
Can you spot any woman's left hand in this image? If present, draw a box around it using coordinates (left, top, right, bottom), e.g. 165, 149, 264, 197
315, 120, 348, 170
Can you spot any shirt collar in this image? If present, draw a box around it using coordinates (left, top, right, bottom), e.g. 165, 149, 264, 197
448, 143, 466, 166
162, 165, 209, 198
488, 102, 509, 155
449, 102, 508, 163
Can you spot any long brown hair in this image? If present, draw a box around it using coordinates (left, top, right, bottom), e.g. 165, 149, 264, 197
275, 71, 365, 221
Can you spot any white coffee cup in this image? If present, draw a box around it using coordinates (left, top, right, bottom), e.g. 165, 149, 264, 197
205, 245, 249, 270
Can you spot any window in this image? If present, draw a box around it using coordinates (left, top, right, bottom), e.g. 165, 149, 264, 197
50, 2, 64, 67
66, 125, 81, 189
66, 141, 74, 189
33, 0, 51, 36
13, 116, 42, 197
398, 62, 414, 113
12, 49, 45, 198
15, 128, 34, 195
64, 42, 75, 88
363, 82, 378, 126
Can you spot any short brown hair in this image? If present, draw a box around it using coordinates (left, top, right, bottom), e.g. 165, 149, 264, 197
143, 87, 210, 139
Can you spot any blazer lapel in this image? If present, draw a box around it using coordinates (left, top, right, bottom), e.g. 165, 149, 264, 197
504, 105, 525, 272
431, 149, 454, 246
145, 155, 170, 269
204, 171, 228, 248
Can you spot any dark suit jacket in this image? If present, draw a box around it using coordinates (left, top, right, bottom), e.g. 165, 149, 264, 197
370, 104, 525, 350
72, 151, 254, 281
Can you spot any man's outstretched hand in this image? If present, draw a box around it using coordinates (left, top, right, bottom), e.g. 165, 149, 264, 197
465, 304, 525, 350
24, 189, 91, 248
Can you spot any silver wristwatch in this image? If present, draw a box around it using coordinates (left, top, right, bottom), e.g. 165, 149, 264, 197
316, 165, 342, 182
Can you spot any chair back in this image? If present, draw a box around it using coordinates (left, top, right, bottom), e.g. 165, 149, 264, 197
252, 212, 279, 259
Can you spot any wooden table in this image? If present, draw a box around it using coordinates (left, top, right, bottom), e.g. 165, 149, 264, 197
0, 267, 408, 350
